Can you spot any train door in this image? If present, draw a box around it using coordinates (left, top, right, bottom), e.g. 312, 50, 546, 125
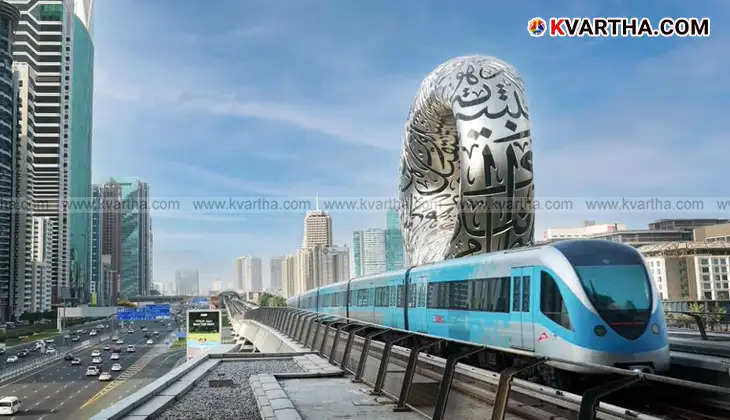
511, 267, 535, 351
408, 274, 428, 333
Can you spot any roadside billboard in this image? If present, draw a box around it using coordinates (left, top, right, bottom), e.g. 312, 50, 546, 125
186, 309, 221, 359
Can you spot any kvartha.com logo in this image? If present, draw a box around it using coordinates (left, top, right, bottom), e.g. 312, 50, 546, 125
527, 17, 546, 37
527, 17, 710, 37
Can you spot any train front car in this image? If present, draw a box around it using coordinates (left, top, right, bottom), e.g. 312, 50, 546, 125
544, 240, 670, 374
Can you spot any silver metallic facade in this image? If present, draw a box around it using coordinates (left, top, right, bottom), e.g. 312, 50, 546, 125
400, 55, 534, 266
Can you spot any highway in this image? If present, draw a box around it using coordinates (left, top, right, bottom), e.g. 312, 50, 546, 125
0, 319, 183, 419
0, 318, 115, 373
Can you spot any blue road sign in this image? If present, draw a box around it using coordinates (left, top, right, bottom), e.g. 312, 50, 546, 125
117, 304, 171, 321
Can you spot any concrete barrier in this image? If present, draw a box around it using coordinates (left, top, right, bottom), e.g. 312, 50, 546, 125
233, 319, 307, 353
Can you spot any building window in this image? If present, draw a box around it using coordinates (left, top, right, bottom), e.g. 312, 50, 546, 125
701, 258, 709, 265
702, 267, 710, 273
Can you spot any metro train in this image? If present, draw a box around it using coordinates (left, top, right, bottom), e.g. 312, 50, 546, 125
286, 239, 670, 374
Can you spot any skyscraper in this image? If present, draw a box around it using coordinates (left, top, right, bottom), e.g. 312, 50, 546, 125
101, 181, 120, 277
99, 178, 151, 299
10, 0, 76, 305
0, 1, 18, 321
29, 216, 52, 312
385, 209, 405, 271
175, 269, 199, 296
323, 245, 349, 286
118, 178, 151, 297
302, 210, 331, 247
68, 0, 94, 305
281, 254, 297, 298
269, 256, 283, 292
234, 256, 262, 293
89, 184, 103, 305
352, 229, 386, 276
352, 231, 361, 277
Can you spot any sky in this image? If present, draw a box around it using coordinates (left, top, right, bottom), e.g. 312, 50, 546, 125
91, 1, 730, 291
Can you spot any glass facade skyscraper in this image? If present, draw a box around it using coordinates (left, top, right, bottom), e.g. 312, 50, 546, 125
117, 178, 151, 298
385, 209, 405, 271
68, 0, 94, 304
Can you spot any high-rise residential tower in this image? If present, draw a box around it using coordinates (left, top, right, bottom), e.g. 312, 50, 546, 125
89, 184, 103, 305
234, 256, 262, 293
0, 1, 18, 321
175, 269, 198, 296
269, 256, 283, 292
302, 210, 331, 248
10, 0, 75, 305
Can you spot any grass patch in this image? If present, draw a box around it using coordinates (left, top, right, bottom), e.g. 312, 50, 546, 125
3, 329, 60, 347
170, 338, 186, 349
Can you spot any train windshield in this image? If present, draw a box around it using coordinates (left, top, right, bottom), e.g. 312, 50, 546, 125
554, 240, 652, 340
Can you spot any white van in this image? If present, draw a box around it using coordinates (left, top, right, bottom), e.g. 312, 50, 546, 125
0, 396, 21, 415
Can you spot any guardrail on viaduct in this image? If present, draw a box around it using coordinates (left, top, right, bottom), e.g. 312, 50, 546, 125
236, 306, 730, 420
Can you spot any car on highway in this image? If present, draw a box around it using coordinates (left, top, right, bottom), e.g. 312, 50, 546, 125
71, 336, 80, 342
45, 347, 56, 355
86, 366, 99, 376
92, 357, 103, 364
111, 363, 122, 372
111, 336, 119, 341
110, 353, 120, 360
112, 345, 121, 353
126, 345, 136, 353
0, 348, 5, 355
153, 331, 159, 336
146, 339, 154, 345
91, 350, 101, 357
5, 356, 17, 363
79, 330, 87, 334
103, 345, 111, 351
64, 353, 73, 361
89, 330, 97, 336
99, 372, 112, 381
44, 338, 54, 344
0, 396, 21, 415
16, 350, 28, 358
127, 329, 134, 334
71, 358, 81, 366
63, 334, 70, 339
141, 327, 147, 332
116, 339, 124, 344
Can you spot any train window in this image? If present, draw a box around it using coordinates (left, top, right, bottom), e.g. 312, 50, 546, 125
408, 283, 417, 307
540, 271, 572, 330
470, 277, 510, 312
512, 277, 522, 312
349, 290, 354, 306
357, 289, 369, 306
521, 276, 530, 312
426, 281, 469, 310
417, 283, 427, 307
375, 287, 388, 307
389, 286, 397, 306
397, 286, 405, 307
